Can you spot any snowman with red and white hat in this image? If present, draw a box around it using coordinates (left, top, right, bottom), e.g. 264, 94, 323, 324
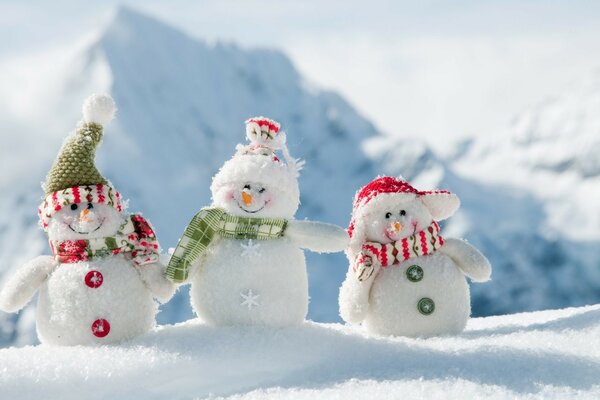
0, 94, 175, 345
339, 176, 491, 337
166, 116, 349, 327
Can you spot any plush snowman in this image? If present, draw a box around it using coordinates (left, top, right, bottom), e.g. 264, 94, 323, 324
0, 94, 175, 345
339, 176, 491, 337
166, 117, 349, 327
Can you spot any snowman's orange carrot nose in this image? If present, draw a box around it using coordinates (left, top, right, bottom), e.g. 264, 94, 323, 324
242, 191, 253, 206
392, 222, 402, 232
80, 208, 91, 222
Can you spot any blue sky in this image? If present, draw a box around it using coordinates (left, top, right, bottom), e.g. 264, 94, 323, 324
2, 0, 600, 151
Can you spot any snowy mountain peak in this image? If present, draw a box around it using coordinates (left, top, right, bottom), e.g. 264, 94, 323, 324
104, 6, 195, 49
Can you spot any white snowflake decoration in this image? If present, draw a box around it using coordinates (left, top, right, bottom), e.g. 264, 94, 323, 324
240, 289, 260, 310
240, 239, 261, 258
89, 272, 102, 286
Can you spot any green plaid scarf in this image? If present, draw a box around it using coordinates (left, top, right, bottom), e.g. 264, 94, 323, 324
165, 207, 288, 283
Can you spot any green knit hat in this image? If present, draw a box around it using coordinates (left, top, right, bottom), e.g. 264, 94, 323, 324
44, 94, 116, 195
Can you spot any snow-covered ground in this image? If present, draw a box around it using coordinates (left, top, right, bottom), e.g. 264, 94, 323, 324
1, 305, 599, 399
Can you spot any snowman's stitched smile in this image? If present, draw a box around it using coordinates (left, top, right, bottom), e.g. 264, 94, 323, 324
236, 200, 269, 214
67, 219, 105, 235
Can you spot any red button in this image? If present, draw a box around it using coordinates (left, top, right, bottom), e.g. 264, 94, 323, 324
91, 319, 110, 338
85, 270, 103, 288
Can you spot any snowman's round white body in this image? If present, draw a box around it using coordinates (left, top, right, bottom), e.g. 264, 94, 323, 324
0, 95, 174, 345
339, 177, 491, 337
362, 253, 471, 336
36, 205, 168, 345
174, 117, 348, 327
37, 255, 158, 345
191, 238, 308, 327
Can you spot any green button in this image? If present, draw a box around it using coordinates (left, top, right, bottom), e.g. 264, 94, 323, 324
406, 265, 424, 282
418, 297, 435, 315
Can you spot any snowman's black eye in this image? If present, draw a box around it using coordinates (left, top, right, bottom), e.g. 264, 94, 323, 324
400, 210, 406, 216
87, 203, 94, 209
243, 184, 251, 190
385, 212, 392, 219
258, 187, 266, 193
70, 204, 78, 211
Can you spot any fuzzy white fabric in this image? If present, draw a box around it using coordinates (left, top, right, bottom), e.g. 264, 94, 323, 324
0, 256, 56, 313
439, 238, 492, 282
189, 151, 348, 327
47, 204, 122, 240
211, 154, 300, 219
0, 205, 174, 346
36, 254, 158, 345
286, 220, 350, 253
339, 190, 491, 337
348, 192, 458, 256
82, 94, 116, 125
188, 214, 348, 328
191, 237, 309, 327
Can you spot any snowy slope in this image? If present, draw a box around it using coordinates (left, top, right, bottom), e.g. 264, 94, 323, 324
449, 74, 600, 315
1, 305, 599, 399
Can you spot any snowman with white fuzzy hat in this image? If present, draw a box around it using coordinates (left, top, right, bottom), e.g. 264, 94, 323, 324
166, 117, 349, 327
0, 94, 175, 345
339, 176, 491, 337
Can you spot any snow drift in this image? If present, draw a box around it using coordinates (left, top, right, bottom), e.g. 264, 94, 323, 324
0, 305, 599, 399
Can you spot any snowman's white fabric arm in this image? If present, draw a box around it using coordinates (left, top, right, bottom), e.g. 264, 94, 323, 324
339, 256, 380, 325
137, 262, 177, 303
439, 238, 492, 282
0, 256, 57, 313
285, 220, 349, 253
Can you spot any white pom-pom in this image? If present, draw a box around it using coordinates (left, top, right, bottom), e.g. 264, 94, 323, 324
82, 94, 116, 125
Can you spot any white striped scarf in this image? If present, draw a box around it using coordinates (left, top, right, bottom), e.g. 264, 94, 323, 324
356, 221, 444, 270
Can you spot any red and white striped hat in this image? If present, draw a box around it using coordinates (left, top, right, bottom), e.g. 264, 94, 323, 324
245, 117, 280, 140
348, 176, 459, 239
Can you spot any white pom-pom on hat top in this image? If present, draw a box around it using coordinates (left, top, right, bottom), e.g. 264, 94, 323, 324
82, 94, 116, 125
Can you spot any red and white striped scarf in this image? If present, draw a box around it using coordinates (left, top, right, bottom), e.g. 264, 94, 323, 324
358, 221, 444, 268
49, 214, 159, 265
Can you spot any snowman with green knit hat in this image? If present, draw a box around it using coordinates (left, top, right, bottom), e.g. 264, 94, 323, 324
0, 94, 175, 345
166, 116, 349, 327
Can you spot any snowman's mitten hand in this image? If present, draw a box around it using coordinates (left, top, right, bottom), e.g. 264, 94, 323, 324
0, 256, 57, 313
285, 220, 349, 253
137, 262, 177, 303
355, 254, 376, 282
439, 238, 492, 282
339, 266, 372, 325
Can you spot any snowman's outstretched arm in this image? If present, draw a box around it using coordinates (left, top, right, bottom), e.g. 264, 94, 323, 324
0, 256, 57, 313
137, 262, 177, 303
285, 220, 349, 253
439, 238, 492, 282
339, 255, 379, 325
